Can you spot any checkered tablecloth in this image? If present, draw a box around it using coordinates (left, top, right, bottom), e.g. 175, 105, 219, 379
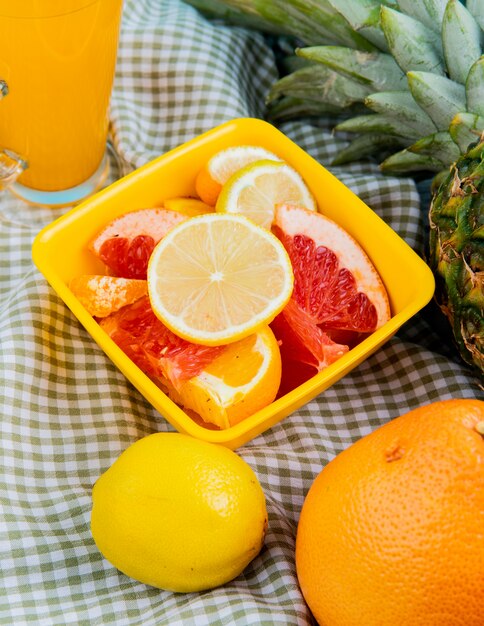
1, 1, 482, 624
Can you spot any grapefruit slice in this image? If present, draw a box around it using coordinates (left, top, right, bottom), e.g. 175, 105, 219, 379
99, 296, 225, 385
99, 297, 281, 429
90, 208, 188, 279
274, 204, 391, 329
272, 204, 391, 395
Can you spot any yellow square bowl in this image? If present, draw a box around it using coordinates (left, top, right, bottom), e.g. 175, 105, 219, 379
32, 118, 435, 449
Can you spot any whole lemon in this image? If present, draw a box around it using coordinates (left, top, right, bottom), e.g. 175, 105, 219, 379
91, 433, 267, 592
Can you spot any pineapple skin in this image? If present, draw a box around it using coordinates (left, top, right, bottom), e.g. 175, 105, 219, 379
428, 138, 484, 377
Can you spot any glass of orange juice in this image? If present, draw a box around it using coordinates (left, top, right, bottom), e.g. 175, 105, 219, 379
0, 0, 124, 207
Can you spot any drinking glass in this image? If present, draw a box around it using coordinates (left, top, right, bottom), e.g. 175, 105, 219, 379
0, 0, 124, 206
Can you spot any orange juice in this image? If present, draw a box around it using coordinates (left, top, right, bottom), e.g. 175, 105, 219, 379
0, 0, 123, 201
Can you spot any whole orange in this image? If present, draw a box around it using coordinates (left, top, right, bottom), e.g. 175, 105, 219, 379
295, 399, 484, 626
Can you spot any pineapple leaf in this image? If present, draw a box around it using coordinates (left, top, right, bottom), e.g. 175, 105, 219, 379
296, 46, 407, 90
380, 5, 445, 75
364, 91, 437, 136
407, 71, 466, 130
380, 149, 445, 174
185, 0, 375, 47
449, 112, 484, 153
325, 0, 389, 51
442, 0, 482, 85
266, 64, 372, 108
335, 113, 421, 139
395, 0, 448, 33
466, 0, 484, 31
267, 96, 365, 121
466, 57, 484, 118
183, 0, 285, 33
407, 130, 461, 164
252, 0, 376, 48
331, 133, 406, 166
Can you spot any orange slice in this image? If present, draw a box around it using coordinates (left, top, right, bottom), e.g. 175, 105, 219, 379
159, 325, 281, 429
99, 297, 281, 428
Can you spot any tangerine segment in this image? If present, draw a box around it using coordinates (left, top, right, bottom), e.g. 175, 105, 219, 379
89, 207, 187, 279
159, 325, 282, 429
216, 160, 317, 229
274, 204, 391, 329
195, 145, 282, 206
147, 213, 294, 346
69, 275, 148, 318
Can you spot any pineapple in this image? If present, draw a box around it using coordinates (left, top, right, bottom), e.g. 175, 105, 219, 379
188, 0, 484, 173
428, 137, 484, 376
187, 0, 484, 377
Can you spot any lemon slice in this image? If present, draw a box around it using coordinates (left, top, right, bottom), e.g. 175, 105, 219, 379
195, 145, 282, 206
159, 325, 282, 429
147, 213, 294, 346
216, 159, 317, 229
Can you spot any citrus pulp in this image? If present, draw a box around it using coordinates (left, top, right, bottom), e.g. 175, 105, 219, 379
99, 296, 224, 385
160, 325, 282, 429
216, 160, 316, 228
147, 213, 294, 346
272, 204, 391, 394
195, 145, 281, 206
69, 275, 147, 318
90, 207, 187, 279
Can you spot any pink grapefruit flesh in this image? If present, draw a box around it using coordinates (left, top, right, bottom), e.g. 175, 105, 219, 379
90, 208, 187, 279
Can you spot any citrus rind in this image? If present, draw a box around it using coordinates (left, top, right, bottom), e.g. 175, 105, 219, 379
195, 145, 282, 206
215, 159, 317, 229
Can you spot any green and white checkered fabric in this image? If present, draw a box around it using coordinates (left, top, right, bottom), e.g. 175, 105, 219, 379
1, 1, 482, 624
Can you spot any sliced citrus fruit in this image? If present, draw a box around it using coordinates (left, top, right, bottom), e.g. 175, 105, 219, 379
163, 197, 214, 217
158, 325, 281, 429
99, 296, 225, 384
195, 145, 282, 206
216, 160, 317, 229
69, 275, 148, 318
271, 301, 349, 397
90, 208, 187, 279
274, 204, 391, 329
147, 213, 294, 346
271, 204, 391, 395
99, 298, 281, 429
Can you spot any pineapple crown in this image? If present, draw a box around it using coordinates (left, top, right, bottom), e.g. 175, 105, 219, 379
187, 0, 484, 176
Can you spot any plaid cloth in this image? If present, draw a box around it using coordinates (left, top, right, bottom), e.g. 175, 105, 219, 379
1, 1, 482, 624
